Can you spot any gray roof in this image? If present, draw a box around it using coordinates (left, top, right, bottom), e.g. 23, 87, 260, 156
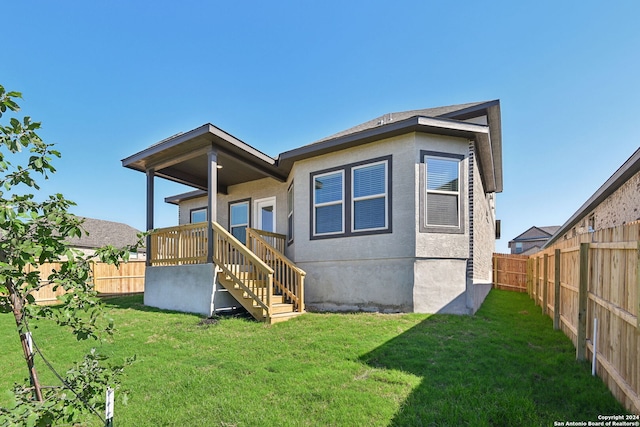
539, 226, 561, 235
544, 147, 640, 248
67, 217, 144, 251
313, 101, 490, 144
509, 225, 561, 244
279, 100, 502, 192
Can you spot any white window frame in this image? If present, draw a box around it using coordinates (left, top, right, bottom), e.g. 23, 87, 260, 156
229, 200, 250, 243
424, 154, 461, 229
312, 169, 345, 237
190, 207, 207, 224
287, 182, 294, 244
351, 160, 388, 233
254, 196, 277, 233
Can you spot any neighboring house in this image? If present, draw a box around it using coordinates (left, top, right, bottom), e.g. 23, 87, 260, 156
508, 226, 560, 255
66, 217, 146, 260
545, 147, 640, 247
122, 100, 503, 320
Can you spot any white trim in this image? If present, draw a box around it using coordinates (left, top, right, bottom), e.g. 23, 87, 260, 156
424, 154, 461, 228
254, 196, 277, 233
312, 170, 345, 236
230, 200, 250, 240
351, 160, 388, 233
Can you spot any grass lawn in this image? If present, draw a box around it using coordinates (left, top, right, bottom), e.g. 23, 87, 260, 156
0, 290, 627, 426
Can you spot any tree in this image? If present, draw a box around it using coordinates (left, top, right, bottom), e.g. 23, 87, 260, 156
0, 85, 140, 426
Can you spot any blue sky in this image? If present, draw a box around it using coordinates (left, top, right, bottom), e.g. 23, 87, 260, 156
3, 0, 639, 252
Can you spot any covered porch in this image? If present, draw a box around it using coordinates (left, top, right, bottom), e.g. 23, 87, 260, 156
122, 124, 304, 323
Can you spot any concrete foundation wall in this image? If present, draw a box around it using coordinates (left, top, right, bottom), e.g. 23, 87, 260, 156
144, 264, 237, 316
413, 259, 469, 314
300, 257, 414, 312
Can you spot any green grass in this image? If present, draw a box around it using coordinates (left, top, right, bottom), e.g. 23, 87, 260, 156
0, 290, 628, 426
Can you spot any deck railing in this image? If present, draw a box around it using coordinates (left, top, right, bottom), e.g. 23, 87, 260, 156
149, 222, 208, 265
247, 228, 305, 313
212, 222, 273, 313
148, 222, 305, 316
247, 228, 286, 253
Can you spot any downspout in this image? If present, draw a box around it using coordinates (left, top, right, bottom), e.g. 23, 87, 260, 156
465, 140, 475, 313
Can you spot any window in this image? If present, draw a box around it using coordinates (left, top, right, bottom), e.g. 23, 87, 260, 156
311, 156, 391, 239
190, 207, 207, 223
420, 151, 464, 234
515, 242, 523, 254
229, 200, 249, 244
287, 182, 294, 243
313, 170, 344, 235
352, 162, 387, 231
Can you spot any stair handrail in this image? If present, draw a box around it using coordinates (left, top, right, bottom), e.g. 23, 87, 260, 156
246, 228, 305, 313
212, 222, 274, 313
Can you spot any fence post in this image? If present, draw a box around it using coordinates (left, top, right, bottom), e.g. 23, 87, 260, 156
554, 249, 561, 330
90, 261, 98, 292
542, 253, 548, 315
576, 242, 590, 361
492, 254, 497, 289
637, 242, 640, 331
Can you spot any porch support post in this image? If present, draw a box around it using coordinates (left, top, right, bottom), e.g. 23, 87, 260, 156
207, 149, 218, 264
146, 168, 155, 267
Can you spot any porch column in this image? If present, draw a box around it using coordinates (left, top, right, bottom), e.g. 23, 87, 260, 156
146, 168, 155, 267
207, 149, 218, 264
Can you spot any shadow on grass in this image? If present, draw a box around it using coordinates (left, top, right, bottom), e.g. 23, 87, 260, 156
101, 294, 254, 321
359, 290, 627, 426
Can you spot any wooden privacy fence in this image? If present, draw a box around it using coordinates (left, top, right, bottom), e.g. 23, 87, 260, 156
492, 253, 528, 292
527, 223, 640, 415
27, 261, 146, 304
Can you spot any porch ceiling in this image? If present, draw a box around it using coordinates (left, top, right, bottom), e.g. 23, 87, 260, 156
122, 124, 287, 192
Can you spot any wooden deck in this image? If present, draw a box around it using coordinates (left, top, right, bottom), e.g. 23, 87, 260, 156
149, 222, 305, 324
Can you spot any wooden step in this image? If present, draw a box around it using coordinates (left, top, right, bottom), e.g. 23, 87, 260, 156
271, 302, 294, 314
268, 311, 304, 324
216, 268, 302, 323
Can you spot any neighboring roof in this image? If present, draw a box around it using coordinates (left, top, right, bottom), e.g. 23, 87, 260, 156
544, 147, 640, 248
509, 225, 561, 244
67, 217, 144, 251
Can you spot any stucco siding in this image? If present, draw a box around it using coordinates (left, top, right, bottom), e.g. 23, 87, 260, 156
177, 177, 288, 235
472, 149, 495, 283
414, 134, 470, 259
291, 133, 416, 264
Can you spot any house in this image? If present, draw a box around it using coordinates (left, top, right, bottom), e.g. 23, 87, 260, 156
122, 100, 503, 321
544, 147, 640, 247
66, 216, 146, 260
508, 226, 560, 255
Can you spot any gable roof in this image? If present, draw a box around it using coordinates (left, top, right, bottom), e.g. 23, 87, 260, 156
509, 225, 561, 244
124, 100, 503, 196
544, 147, 640, 248
312, 101, 490, 144
278, 100, 502, 192
66, 217, 144, 251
